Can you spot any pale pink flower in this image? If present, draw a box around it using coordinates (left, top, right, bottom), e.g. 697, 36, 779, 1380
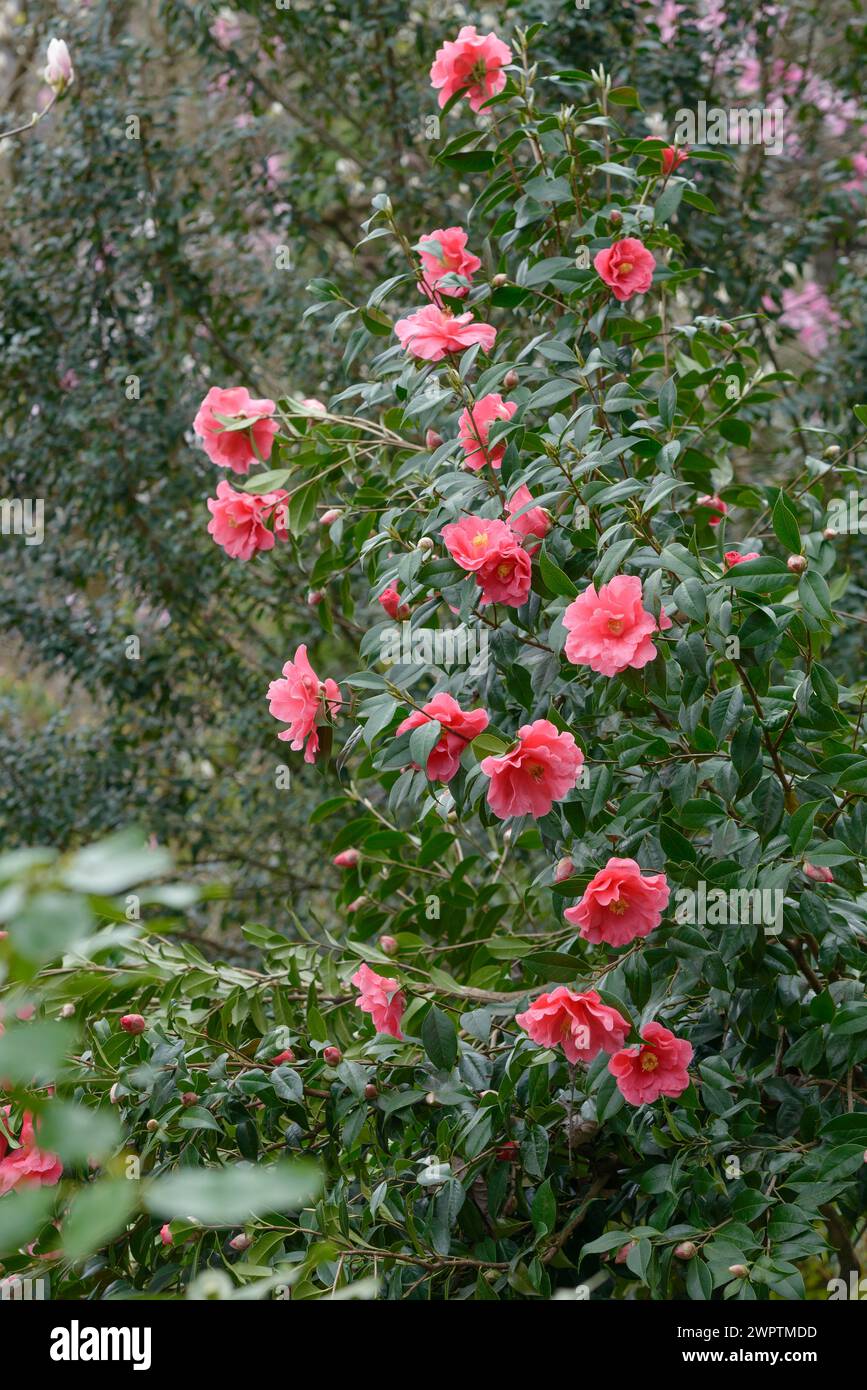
44, 38, 74, 91
515, 988, 629, 1064
458, 394, 517, 470
351, 963, 405, 1040
563, 575, 670, 677
564, 858, 670, 947
418, 227, 481, 299
267, 644, 341, 764
608, 1022, 692, 1105
193, 386, 278, 474
441, 515, 531, 607
480, 719, 584, 820
207, 480, 288, 561
395, 692, 490, 783
0, 1109, 62, 1197
506, 485, 551, 551
394, 305, 496, 361
594, 238, 656, 302
429, 26, 512, 113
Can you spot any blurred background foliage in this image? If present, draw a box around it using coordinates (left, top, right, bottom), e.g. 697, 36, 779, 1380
1, 0, 865, 929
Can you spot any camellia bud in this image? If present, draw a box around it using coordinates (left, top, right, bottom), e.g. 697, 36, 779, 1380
787, 554, 808, 574
425, 429, 443, 450
609, 209, 623, 226
320, 508, 341, 525
728, 1264, 749, 1279
803, 862, 834, 883
364, 1083, 379, 1100
491, 273, 508, 288
674, 1241, 697, 1260
503, 368, 519, 390
347, 896, 366, 914
719, 321, 734, 335
146, 1118, 159, 1133
109, 1083, 121, 1104
417, 536, 434, 553
323, 1045, 342, 1065
823, 527, 837, 540
229, 1233, 253, 1252
379, 934, 399, 956
120, 1014, 146, 1035
181, 1091, 197, 1107
496, 1141, 518, 1162
59, 1002, 75, 1019
554, 856, 575, 883
307, 589, 324, 607
159, 1223, 173, 1247
271, 1048, 295, 1065
333, 848, 360, 868
823, 444, 841, 460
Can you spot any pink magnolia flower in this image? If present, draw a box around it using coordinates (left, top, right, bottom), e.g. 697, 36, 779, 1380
418, 227, 481, 299
267, 644, 341, 764
594, 238, 656, 302
396, 692, 490, 783
333, 848, 361, 868
506, 485, 552, 551
697, 493, 728, 527
608, 1021, 693, 1105
44, 38, 74, 91
515, 987, 629, 1064
563, 575, 670, 677
724, 550, 760, 568
394, 305, 496, 361
481, 719, 584, 820
0, 1109, 62, 1197
804, 862, 834, 883
458, 394, 517, 470
565, 857, 670, 947
193, 386, 278, 474
378, 585, 410, 621
351, 963, 405, 1040
207, 480, 288, 561
441, 515, 532, 607
429, 26, 512, 113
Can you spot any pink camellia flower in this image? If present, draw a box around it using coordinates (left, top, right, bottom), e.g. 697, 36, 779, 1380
394, 305, 496, 362
481, 719, 584, 820
458, 394, 517, 470
206, 480, 288, 561
193, 386, 278, 474
159, 1224, 173, 1247
378, 585, 410, 621
593, 238, 656, 302
506, 485, 552, 551
441, 515, 532, 607
565, 857, 670, 947
515, 987, 629, 1064
333, 848, 361, 868
804, 862, 834, 883
44, 37, 74, 91
429, 26, 512, 113
120, 1014, 146, 1034
0, 1109, 63, 1197
563, 574, 670, 678
395, 692, 490, 783
554, 856, 575, 883
351, 963, 405, 1040
418, 227, 481, 299
267, 644, 341, 764
724, 550, 760, 568
767, 282, 842, 356
608, 1022, 693, 1105
697, 493, 728, 527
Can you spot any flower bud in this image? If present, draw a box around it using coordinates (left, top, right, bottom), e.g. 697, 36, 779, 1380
44, 38, 74, 93
323, 1045, 342, 1065
364, 1083, 379, 1101
59, 1003, 75, 1019
609, 209, 623, 226
615, 1241, 636, 1265
491, 273, 508, 288
320, 508, 341, 525
503, 369, 519, 390
823, 444, 841, 460
787, 554, 807, 574
496, 1141, 519, 1162
181, 1091, 197, 1107
229, 1233, 253, 1252
146, 1118, 158, 1133
159, 1223, 173, 1247
719, 321, 734, 335
109, 1083, 121, 1104
554, 856, 575, 883
271, 1048, 295, 1065
728, 1264, 749, 1279
120, 1014, 146, 1034
333, 848, 360, 868
803, 862, 834, 883
823, 527, 837, 540
425, 429, 443, 450
347, 896, 366, 914
674, 1241, 697, 1260
417, 536, 434, 553
307, 589, 324, 606
379, 934, 399, 956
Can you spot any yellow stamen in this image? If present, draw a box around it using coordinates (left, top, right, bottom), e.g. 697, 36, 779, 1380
472, 531, 488, 547
607, 617, 625, 635
640, 1052, 659, 1072
619, 261, 633, 275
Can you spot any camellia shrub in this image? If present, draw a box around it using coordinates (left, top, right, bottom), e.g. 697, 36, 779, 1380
2, 21, 866, 1302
